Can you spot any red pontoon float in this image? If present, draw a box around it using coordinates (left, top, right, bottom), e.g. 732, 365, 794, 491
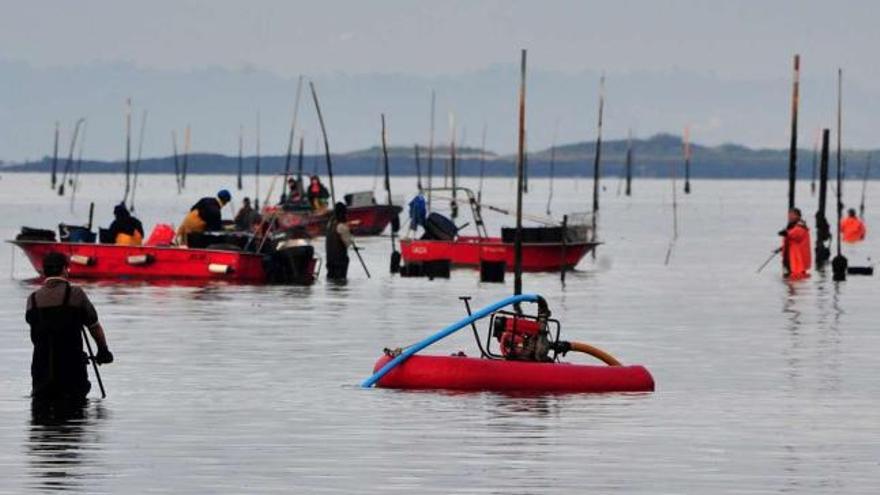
11, 227, 317, 285
400, 188, 597, 272
362, 294, 654, 393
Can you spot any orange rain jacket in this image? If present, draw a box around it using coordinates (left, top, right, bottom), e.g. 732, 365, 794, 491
783, 221, 812, 279
840, 216, 866, 243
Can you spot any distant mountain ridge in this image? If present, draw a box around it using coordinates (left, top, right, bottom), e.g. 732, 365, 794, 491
3, 133, 873, 180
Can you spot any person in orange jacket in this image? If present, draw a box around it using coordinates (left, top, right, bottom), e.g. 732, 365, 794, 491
840, 208, 866, 243
778, 208, 812, 279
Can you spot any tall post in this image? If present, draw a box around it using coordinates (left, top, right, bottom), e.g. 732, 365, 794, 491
449, 113, 458, 219
478, 124, 487, 202
283, 76, 304, 186
255, 111, 261, 208
296, 136, 305, 188
860, 153, 871, 219
683, 126, 692, 194
414, 144, 423, 191
51, 122, 60, 189
810, 128, 819, 196
382, 114, 400, 273
310, 81, 336, 205
58, 118, 85, 196
130, 110, 148, 211
427, 90, 435, 211
815, 129, 831, 267
123, 98, 132, 202
787, 54, 800, 210
832, 68, 847, 281
237, 125, 244, 190
592, 74, 605, 213
171, 130, 182, 193
625, 129, 633, 197
514, 49, 527, 298
182, 124, 191, 188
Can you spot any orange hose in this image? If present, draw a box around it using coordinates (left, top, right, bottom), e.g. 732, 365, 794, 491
569, 341, 622, 366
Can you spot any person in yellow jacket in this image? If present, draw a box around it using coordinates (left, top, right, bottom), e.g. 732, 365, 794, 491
107, 203, 144, 246
176, 190, 232, 245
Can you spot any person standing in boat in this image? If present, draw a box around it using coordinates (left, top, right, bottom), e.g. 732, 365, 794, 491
106, 202, 145, 246
280, 177, 305, 206
176, 189, 232, 245
778, 207, 812, 279
840, 208, 867, 243
234, 197, 261, 231
307, 176, 330, 212
26, 252, 114, 403
326, 202, 353, 280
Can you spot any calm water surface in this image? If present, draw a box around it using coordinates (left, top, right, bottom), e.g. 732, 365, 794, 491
0, 173, 877, 493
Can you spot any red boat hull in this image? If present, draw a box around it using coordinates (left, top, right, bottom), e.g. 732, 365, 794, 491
372, 354, 655, 393
11, 240, 315, 284
266, 204, 402, 237
400, 236, 596, 272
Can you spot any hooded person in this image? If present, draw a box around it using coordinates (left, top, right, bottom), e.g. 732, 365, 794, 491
26, 252, 113, 403
107, 202, 145, 246
840, 208, 867, 243
779, 208, 812, 279
325, 202, 353, 280
176, 190, 232, 245
234, 197, 261, 231
307, 176, 330, 211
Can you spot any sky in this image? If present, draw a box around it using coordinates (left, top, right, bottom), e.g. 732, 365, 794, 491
1, 0, 878, 161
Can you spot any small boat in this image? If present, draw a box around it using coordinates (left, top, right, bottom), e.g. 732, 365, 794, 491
264, 191, 402, 237
11, 225, 318, 285
400, 188, 597, 272
362, 294, 654, 393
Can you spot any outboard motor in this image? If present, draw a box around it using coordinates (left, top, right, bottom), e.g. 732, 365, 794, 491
263, 238, 315, 284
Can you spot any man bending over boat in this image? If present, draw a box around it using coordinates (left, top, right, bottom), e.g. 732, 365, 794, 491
176, 189, 232, 245
106, 202, 144, 246
841, 208, 867, 243
26, 252, 113, 404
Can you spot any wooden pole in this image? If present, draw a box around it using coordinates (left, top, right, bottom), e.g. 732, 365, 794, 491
625, 129, 633, 197
787, 54, 800, 210
130, 110, 148, 211
815, 129, 831, 267
514, 49, 527, 298
69, 122, 87, 213
427, 90, 435, 211
237, 125, 244, 190
382, 114, 400, 273
592, 74, 605, 213
684, 126, 692, 194
255, 111, 261, 208
171, 130, 181, 194
296, 136, 305, 189
810, 128, 819, 196
546, 121, 559, 215
860, 152, 871, 219
123, 98, 132, 202
478, 123, 487, 202
182, 124, 191, 188
832, 68, 847, 281
51, 122, 59, 189
449, 113, 458, 219
283, 76, 304, 186
309, 81, 336, 204
414, 144, 423, 191
58, 118, 85, 196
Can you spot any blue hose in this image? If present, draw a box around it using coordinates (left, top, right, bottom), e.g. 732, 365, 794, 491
361, 293, 542, 388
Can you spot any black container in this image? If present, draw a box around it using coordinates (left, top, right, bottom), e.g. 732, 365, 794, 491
480, 261, 506, 283
423, 259, 451, 279
17, 227, 56, 242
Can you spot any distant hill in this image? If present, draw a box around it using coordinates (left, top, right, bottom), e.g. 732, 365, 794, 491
2, 133, 873, 179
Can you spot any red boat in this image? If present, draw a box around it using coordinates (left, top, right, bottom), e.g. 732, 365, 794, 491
401, 188, 597, 272
264, 191, 401, 237
362, 294, 654, 393
11, 231, 317, 285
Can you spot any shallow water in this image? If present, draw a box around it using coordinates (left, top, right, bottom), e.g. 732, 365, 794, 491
0, 173, 877, 493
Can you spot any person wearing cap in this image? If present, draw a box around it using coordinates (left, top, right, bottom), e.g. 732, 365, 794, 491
176, 189, 232, 245
26, 252, 113, 403
325, 202, 353, 280
107, 202, 145, 246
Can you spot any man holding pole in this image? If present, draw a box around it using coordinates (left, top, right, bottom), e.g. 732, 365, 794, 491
778, 208, 812, 279
26, 252, 113, 403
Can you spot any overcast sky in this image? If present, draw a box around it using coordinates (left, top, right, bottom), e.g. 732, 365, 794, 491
1, 0, 878, 160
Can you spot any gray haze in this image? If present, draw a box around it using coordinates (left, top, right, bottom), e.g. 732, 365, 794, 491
1, 0, 878, 162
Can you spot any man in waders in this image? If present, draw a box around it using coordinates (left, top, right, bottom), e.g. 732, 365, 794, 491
325, 202, 353, 280
778, 208, 812, 279
26, 252, 113, 403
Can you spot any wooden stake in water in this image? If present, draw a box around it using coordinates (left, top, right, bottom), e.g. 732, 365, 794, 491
592, 74, 605, 213
478, 124, 487, 203
310, 81, 336, 204
414, 144, 423, 192
514, 49, 527, 298
427, 90, 435, 211
625, 129, 633, 197
815, 129, 831, 267
449, 113, 458, 219
297, 136, 305, 191
237, 125, 244, 191
664, 133, 680, 265
255, 111, 261, 208
860, 152, 871, 220
123, 98, 132, 202
69, 122, 87, 213
546, 120, 559, 215
51, 122, 59, 190
283, 76, 304, 187
171, 130, 182, 194
832, 68, 848, 281
810, 128, 820, 196
787, 54, 800, 210
683, 126, 692, 194
182, 124, 191, 189
130, 110, 148, 212
382, 114, 401, 273
58, 118, 85, 196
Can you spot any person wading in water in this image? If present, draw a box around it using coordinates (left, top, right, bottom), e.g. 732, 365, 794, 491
325, 202, 353, 280
778, 207, 812, 279
26, 252, 113, 403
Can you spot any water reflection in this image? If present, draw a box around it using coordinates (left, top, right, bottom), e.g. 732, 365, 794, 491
27, 399, 107, 492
